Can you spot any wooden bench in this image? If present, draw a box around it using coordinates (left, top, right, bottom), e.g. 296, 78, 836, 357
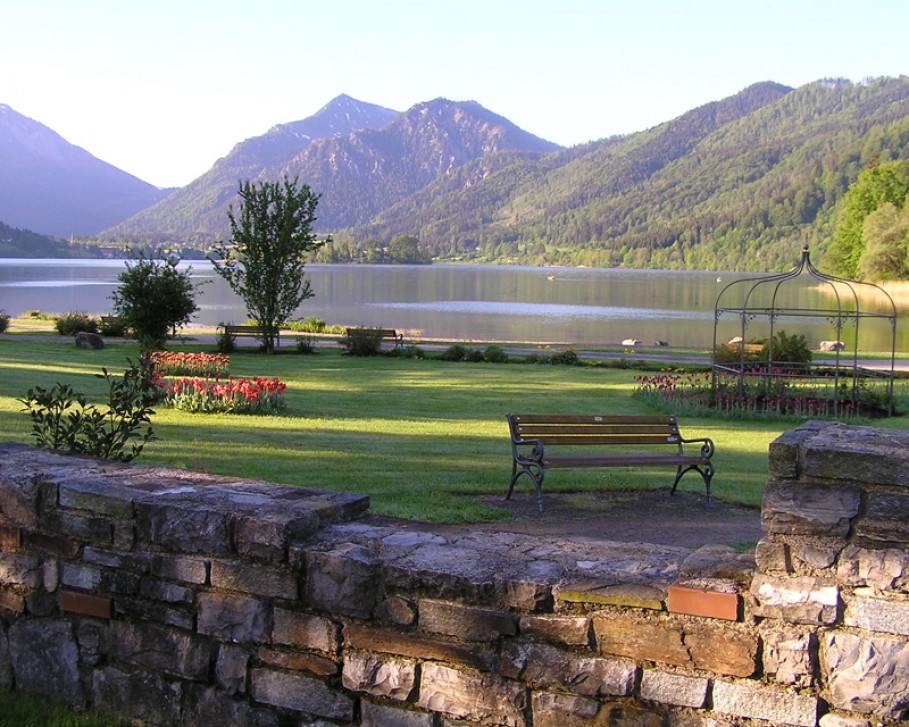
505, 414, 715, 513
344, 327, 404, 350
224, 324, 280, 347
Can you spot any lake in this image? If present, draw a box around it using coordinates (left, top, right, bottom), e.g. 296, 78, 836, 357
0, 259, 905, 351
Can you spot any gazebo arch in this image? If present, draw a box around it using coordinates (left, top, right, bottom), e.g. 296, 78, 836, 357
712, 245, 897, 417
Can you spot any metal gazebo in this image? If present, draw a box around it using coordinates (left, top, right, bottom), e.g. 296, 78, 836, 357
712, 245, 897, 417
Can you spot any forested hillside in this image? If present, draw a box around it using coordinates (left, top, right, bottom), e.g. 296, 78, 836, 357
350, 78, 909, 272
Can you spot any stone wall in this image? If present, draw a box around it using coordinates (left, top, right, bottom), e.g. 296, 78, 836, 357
0, 421, 907, 726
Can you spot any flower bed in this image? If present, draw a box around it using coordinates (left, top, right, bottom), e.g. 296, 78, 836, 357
158, 375, 286, 414
149, 351, 229, 378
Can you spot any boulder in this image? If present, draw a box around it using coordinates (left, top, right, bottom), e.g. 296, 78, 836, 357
819, 340, 845, 352
75, 331, 104, 349
621, 338, 642, 347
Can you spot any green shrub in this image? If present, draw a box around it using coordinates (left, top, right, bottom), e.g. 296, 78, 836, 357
393, 344, 425, 359
99, 317, 128, 337
442, 343, 470, 361
0, 310, 9, 333
215, 326, 237, 354
483, 345, 509, 363
552, 348, 579, 366
295, 334, 317, 354
20, 359, 157, 462
463, 348, 485, 362
342, 327, 383, 356
762, 330, 812, 364
55, 311, 98, 336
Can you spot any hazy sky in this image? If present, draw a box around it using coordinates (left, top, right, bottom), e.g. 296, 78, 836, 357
4, 0, 907, 188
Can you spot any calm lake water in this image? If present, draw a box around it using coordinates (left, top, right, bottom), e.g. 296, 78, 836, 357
0, 259, 905, 351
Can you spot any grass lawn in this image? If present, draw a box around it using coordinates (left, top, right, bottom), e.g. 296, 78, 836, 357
7, 337, 904, 521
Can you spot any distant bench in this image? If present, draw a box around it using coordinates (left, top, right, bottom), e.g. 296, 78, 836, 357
505, 414, 716, 513
344, 327, 404, 350
224, 324, 280, 347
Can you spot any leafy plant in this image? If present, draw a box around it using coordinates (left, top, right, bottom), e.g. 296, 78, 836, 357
761, 330, 812, 364
0, 310, 9, 333
552, 348, 579, 366
215, 325, 237, 354
441, 343, 471, 361
483, 345, 509, 363
342, 327, 383, 356
20, 360, 157, 461
211, 177, 328, 353
111, 253, 201, 351
55, 311, 98, 336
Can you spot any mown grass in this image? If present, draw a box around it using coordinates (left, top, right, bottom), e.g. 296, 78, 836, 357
7, 337, 902, 519
0, 691, 119, 727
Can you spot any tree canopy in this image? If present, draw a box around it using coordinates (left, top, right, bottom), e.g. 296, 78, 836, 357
211, 177, 327, 353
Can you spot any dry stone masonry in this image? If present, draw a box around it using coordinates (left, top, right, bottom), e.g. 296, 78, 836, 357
0, 420, 907, 726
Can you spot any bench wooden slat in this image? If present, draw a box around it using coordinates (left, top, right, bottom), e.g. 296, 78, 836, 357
506, 413, 715, 513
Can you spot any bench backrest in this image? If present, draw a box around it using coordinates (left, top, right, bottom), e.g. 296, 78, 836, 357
346, 328, 398, 338
507, 414, 683, 447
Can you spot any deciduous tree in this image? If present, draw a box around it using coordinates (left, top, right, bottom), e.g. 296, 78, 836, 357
212, 177, 328, 353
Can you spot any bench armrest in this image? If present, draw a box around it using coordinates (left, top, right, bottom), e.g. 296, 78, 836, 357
679, 436, 715, 460
510, 436, 545, 464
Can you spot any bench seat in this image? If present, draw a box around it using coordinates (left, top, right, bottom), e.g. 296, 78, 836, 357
506, 414, 715, 513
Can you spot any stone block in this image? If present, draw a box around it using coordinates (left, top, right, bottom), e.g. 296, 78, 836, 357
500, 578, 554, 611
559, 581, 664, 610
361, 700, 434, 727
198, 592, 267, 643
272, 607, 339, 653
8, 619, 85, 708
531, 692, 664, 727
844, 588, 909, 635
58, 479, 135, 518
250, 668, 354, 721
134, 501, 232, 554
344, 622, 494, 671
210, 559, 298, 600
376, 594, 417, 626
82, 546, 149, 573
853, 491, 909, 546
761, 480, 861, 537
148, 553, 208, 585
593, 614, 688, 667
215, 644, 248, 695
42, 509, 114, 543
183, 684, 280, 727
92, 665, 182, 727
416, 662, 525, 727
837, 544, 909, 592
418, 598, 516, 641
818, 714, 873, 727
518, 614, 590, 646
0, 589, 25, 613
139, 577, 194, 604
790, 539, 840, 570
712, 679, 818, 726
751, 573, 839, 624
768, 422, 836, 479
109, 620, 212, 680
113, 595, 194, 630
802, 424, 909, 486
0, 523, 21, 547
342, 651, 417, 700
762, 627, 816, 687
256, 646, 337, 675
684, 623, 758, 677
640, 669, 709, 708
0, 552, 42, 588
825, 631, 909, 718
304, 543, 379, 618
500, 640, 636, 697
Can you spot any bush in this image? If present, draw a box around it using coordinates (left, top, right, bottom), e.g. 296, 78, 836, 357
342, 327, 383, 356
20, 359, 157, 462
762, 330, 812, 364
483, 345, 509, 363
0, 310, 9, 333
441, 343, 471, 362
55, 311, 98, 336
215, 325, 237, 354
99, 317, 128, 337
463, 348, 485, 362
295, 334, 318, 354
552, 348, 579, 366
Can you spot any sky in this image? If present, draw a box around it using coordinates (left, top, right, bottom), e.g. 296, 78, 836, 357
3, 0, 908, 189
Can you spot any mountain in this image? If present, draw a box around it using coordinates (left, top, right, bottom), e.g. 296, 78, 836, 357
0, 104, 167, 237
353, 77, 909, 271
106, 94, 400, 243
